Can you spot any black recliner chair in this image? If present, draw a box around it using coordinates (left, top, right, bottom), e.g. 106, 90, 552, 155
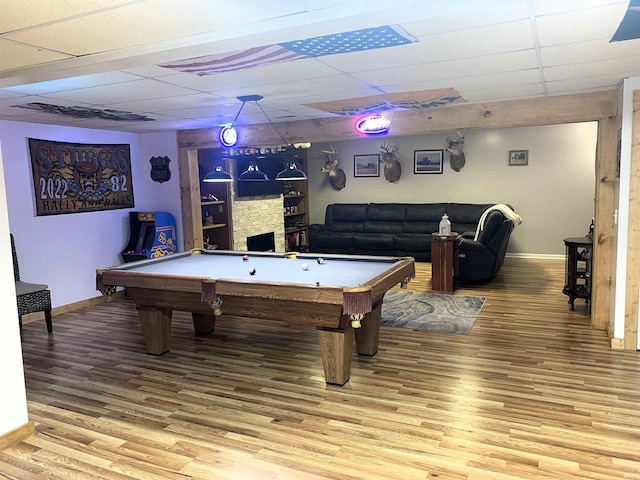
458, 211, 515, 283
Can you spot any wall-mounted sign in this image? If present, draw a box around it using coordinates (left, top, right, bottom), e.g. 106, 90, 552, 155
28, 138, 134, 216
354, 114, 390, 135
149, 156, 172, 183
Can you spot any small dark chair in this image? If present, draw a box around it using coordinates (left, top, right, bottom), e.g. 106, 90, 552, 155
11, 234, 52, 333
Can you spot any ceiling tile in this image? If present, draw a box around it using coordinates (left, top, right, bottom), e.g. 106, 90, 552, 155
544, 56, 640, 81
350, 50, 539, 88
541, 38, 640, 66
3, 72, 144, 95
536, 4, 629, 46
42, 78, 201, 105
0, 39, 71, 71
0, 0, 134, 31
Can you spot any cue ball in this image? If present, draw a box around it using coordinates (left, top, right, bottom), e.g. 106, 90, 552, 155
302, 263, 309, 271
317, 257, 324, 264
242, 255, 248, 262
249, 268, 256, 275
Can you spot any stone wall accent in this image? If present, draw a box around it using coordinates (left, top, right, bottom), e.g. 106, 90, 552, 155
231, 194, 285, 251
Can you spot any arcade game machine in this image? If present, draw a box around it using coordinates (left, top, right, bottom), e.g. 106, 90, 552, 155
121, 211, 177, 263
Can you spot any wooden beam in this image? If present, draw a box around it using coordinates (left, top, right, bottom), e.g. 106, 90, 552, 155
177, 91, 618, 147
177, 143, 203, 250
592, 116, 618, 330
623, 91, 640, 349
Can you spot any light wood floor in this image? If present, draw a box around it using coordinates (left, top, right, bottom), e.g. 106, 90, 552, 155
4, 258, 640, 479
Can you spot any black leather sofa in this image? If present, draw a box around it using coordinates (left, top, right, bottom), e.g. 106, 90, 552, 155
308, 203, 516, 283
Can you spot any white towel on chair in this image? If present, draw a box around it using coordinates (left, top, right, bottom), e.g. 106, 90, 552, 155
474, 204, 522, 241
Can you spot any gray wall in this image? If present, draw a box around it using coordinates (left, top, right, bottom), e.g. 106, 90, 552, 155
306, 122, 597, 257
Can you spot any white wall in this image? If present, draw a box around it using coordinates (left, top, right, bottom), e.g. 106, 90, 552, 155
616, 77, 640, 345
0, 121, 181, 308
0, 120, 181, 439
306, 122, 597, 256
0, 137, 29, 437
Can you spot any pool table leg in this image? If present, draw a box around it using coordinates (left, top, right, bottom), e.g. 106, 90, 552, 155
317, 326, 354, 386
138, 307, 172, 355
354, 300, 382, 356
192, 313, 216, 335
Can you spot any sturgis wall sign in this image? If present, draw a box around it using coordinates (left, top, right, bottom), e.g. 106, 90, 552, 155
28, 138, 134, 216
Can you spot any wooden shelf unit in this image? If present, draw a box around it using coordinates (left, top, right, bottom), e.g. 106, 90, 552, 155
178, 145, 233, 251
282, 152, 309, 252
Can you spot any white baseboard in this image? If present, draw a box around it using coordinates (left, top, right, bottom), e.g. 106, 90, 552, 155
506, 253, 565, 260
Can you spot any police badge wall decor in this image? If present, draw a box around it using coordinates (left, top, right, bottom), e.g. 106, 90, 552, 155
149, 156, 172, 183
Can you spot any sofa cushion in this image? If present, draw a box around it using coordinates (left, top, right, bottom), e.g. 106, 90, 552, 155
394, 233, 433, 251
330, 222, 365, 232
403, 221, 439, 234
353, 233, 395, 250
328, 203, 368, 223
367, 203, 407, 221
313, 231, 355, 249
404, 203, 447, 221
364, 220, 404, 234
445, 203, 493, 224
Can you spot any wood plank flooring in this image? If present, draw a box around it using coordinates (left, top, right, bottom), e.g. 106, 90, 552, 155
4, 258, 640, 479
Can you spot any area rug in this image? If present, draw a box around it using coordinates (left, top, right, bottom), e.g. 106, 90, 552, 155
380, 289, 486, 335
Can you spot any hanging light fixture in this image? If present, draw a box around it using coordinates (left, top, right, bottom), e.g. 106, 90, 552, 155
276, 148, 307, 181
219, 94, 263, 147
203, 160, 232, 183
219, 94, 309, 181
239, 160, 269, 181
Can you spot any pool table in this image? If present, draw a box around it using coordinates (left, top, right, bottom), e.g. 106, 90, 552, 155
96, 250, 415, 385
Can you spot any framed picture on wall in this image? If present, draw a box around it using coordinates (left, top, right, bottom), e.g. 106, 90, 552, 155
414, 149, 443, 174
354, 154, 380, 177
509, 150, 528, 166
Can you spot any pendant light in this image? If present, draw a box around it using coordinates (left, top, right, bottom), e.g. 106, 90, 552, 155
239, 160, 269, 181
203, 162, 232, 183
276, 147, 307, 181
276, 158, 307, 180
218, 94, 309, 182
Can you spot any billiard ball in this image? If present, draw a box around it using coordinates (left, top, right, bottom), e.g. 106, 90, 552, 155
302, 263, 309, 271
249, 268, 256, 275
242, 255, 249, 262
317, 257, 324, 264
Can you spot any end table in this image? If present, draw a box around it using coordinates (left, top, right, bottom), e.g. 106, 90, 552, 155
431, 233, 461, 292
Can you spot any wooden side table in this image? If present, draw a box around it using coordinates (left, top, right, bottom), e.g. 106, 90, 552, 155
431, 234, 460, 293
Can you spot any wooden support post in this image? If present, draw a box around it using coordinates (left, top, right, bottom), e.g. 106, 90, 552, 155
138, 308, 172, 355
317, 326, 354, 385
354, 302, 382, 356
192, 313, 216, 335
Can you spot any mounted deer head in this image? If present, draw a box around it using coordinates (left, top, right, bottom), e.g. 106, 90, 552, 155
379, 141, 401, 183
446, 131, 465, 172
320, 144, 346, 191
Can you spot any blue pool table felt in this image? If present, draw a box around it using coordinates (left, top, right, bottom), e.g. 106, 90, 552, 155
121, 251, 401, 287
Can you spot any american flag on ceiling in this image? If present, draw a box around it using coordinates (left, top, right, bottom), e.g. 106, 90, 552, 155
611, 0, 640, 42
159, 25, 418, 75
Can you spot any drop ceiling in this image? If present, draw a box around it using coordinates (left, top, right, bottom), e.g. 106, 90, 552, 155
0, 0, 637, 134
